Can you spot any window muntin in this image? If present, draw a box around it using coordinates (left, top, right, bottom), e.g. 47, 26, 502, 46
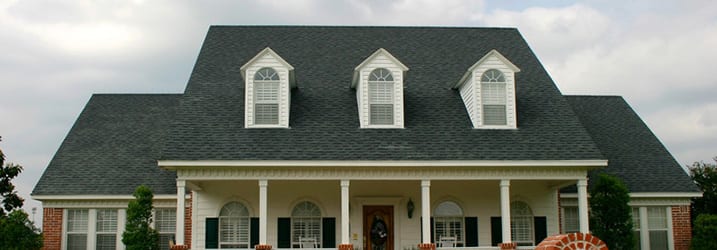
561, 207, 579, 233
510, 201, 534, 246
434, 201, 464, 247
254, 67, 280, 125
647, 207, 669, 250
156, 208, 177, 250
95, 209, 117, 250
368, 68, 395, 125
67, 209, 89, 250
481, 69, 507, 126
220, 201, 251, 249
291, 201, 322, 248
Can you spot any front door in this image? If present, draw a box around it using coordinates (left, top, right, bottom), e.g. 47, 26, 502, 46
363, 206, 394, 250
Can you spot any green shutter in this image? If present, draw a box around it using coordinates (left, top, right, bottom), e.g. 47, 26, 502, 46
430, 217, 435, 243
205, 217, 219, 248
322, 217, 336, 248
465, 217, 478, 247
534, 216, 547, 246
490, 217, 501, 246
251, 217, 259, 248
278, 217, 291, 248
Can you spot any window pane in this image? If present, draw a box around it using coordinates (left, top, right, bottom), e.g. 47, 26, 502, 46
369, 68, 394, 81
562, 207, 579, 233
434, 217, 464, 246
67, 209, 89, 232
254, 68, 280, 81
511, 202, 533, 245
292, 217, 322, 247
96, 209, 117, 233
481, 69, 505, 83
255, 81, 279, 102
159, 233, 175, 250
96, 234, 117, 250
255, 104, 279, 124
220, 217, 250, 245
483, 105, 506, 125
370, 104, 393, 125
369, 82, 393, 103
67, 234, 88, 250
647, 207, 667, 229
156, 208, 177, 233
481, 82, 506, 104
632, 207, 641, 230
435, 201, 463, 217
649, 230, 669, 250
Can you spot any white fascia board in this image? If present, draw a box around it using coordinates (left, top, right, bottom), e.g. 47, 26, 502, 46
454, 49, 521, 89
351, 48, 409, 88
158, 159, 607, 168
31, 194, 178, 201
560, 192, 702, 198
239, 47, 295, 78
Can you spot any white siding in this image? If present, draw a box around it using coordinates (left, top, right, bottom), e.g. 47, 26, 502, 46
357, 53, 405, 128
458, 75, 479, 127
244, 52, 292, 128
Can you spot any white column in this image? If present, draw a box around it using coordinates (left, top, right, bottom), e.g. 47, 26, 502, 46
87, 209, 97, 250
639, 207, 649, 250
176, 180, 186, 245
341, 180, 351, 244
117, 209, 127, 250
259, 180, 269, 245
421, 180, 431, 243
500, 180, 511, 243
577, 179, 589, 233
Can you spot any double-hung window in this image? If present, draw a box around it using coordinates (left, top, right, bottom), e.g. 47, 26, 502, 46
220, 201, 251, 248
633, 206, 670, 250
254, 67, 280, 125
66, 209, 89, 250
561, 207, 579, 233
434, 201, 464, 247
95, 209, 118, 250
481, 69, 507, 126
368, 68, 395, 125
291, 201, 322, 248
511, 201, 534, 246
156, 208, 177, 249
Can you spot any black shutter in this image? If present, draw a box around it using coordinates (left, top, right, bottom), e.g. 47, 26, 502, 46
322, 217, 336, 248
430, 217, 435, 243
278, 217, 291, 248
490, 217, 501, 246
251, 217, 260, 248
534, 217, 547, 246
464, 217, 478, 247
205, 217, 219, 248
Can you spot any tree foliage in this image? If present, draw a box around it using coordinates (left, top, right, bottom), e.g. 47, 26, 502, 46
0, 136, 42, 249
689, 157, 717, 217
122, 185, 159, 250
691, 214, 717, 250
589, 173, 635, 250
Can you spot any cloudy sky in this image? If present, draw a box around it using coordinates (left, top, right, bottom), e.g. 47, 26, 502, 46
1, 0, 716, 227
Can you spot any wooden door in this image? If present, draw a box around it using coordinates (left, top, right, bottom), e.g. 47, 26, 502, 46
363, 206, 394, 250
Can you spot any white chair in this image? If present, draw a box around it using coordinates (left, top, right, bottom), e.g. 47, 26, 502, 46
300, 237, 318, 248
438, 236, 456, 248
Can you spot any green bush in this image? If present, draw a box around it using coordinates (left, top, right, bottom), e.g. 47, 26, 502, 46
589, 173, 635, 250
122, 185, 159, 250
691, 214, 717, 250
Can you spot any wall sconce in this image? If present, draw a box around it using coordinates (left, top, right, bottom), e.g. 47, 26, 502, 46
407, 198, 415, 219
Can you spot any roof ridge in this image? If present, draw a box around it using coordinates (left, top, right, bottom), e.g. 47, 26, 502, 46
564, 95, 623, 98
208, 25, 518, 30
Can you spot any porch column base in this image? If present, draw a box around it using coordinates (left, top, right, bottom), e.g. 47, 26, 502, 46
170, 245, 190, 250
338, 243, 354, 250
255, 244, 272, 250
499, 242, 517, 250
418, 243, 436, 250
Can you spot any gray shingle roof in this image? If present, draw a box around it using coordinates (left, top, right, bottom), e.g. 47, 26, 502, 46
564, 96, 699, 193
32, 94, 181, 195
161, 26, 604, 161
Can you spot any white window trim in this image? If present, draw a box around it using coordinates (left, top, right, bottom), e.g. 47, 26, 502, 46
240, 47, 295, 129
352, 48, 408, 129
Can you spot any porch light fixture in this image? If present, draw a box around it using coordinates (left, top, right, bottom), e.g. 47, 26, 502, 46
407, 198, 415, 218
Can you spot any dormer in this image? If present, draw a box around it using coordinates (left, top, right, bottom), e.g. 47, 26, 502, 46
454, 50, 520, 129
240, 47, 295, 128
351, 48, 409, 128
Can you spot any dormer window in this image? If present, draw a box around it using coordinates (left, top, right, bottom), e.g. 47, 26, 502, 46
254, 67, 280, 125
368, 68, 395, 125
351, 48, 409, 128
454, 50, 520, 129
240, 47, 295, 128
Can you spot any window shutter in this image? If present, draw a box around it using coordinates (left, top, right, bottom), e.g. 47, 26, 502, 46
490, 217, 501, 246
278, 217, 291, 248
534, 217, 547, 246
205, 217, 219, 248
465, 217, 478, 247
322, 217, 336, 248
430, 217, 435, 243
251, 217, 260, 248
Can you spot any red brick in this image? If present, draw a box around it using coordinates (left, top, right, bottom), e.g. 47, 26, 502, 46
42, 208, 63, 250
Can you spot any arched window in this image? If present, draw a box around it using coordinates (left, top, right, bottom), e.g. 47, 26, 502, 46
291, 201, 322, 248
368, 68, 395, 125
219, 201, 251, 249
510, 201, 534, 246
434, 201, 464, 247
254, 67, 280, 125
481, 69, 507, 126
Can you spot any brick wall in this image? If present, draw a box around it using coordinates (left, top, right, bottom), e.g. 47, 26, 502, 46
42, 208, 63, 250
184, 193, 193, 247
671, 205, 691, 250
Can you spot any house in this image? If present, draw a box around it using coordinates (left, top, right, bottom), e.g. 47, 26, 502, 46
32, 26, 700, 250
